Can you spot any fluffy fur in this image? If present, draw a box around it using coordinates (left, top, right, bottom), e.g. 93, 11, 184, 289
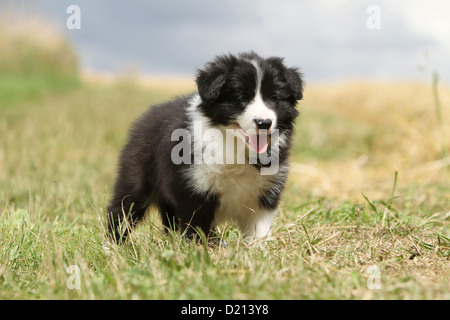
107, 51, 303, 243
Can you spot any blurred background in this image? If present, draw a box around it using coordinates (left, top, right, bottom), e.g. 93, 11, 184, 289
2, 0, 450, 83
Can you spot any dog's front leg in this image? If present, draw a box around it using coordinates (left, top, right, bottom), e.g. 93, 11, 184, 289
240, 209, 275, 242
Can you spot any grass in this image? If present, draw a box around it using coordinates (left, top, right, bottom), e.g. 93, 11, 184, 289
433, 71, 447, 159
0, 13, 449, 300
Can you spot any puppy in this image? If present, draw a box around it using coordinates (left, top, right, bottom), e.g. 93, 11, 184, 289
107, 51, 303, 244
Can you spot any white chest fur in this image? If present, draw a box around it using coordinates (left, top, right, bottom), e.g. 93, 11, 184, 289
184, 155, 277, 240
187, 160, 272, 221
183, 96, 280, 238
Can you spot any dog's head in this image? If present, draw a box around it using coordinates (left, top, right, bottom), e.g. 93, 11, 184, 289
196, 51, 303, 154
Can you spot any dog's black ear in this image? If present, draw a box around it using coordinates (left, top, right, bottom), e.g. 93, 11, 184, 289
284, 67, 304, 101
196, 54, 236, 101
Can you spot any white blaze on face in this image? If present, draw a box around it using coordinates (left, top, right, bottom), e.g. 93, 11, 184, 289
235, 60, 277, 154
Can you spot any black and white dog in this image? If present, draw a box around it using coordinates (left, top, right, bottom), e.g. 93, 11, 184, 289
107, 51, 303, 244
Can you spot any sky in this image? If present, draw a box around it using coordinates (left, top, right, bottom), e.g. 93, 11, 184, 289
3, 0, 450, 83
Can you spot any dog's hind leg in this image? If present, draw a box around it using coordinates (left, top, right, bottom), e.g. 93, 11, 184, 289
158, 200, 179, 233
107, 195, 149, 244
107, 161, 152, 244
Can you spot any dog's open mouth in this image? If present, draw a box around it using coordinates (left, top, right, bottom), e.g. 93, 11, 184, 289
234, 123, 269, 154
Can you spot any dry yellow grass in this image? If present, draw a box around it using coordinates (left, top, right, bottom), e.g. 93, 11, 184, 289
290, 81, 450, 202
82, 70, 196, 97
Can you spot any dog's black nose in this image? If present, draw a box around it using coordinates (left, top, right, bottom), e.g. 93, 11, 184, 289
254, 118, 272, 130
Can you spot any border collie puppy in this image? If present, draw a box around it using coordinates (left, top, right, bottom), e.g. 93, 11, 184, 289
107, 51, 303, 244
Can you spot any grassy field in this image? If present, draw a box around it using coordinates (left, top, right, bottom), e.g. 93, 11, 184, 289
0, 15, 449, 300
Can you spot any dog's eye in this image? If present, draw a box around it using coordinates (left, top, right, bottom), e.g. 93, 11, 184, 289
270, 95, 280, 102
236, 94, 248, 102
270, 94, 290, 103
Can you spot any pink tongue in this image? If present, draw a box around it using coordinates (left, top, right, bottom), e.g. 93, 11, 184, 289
248, 133, 269, 154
